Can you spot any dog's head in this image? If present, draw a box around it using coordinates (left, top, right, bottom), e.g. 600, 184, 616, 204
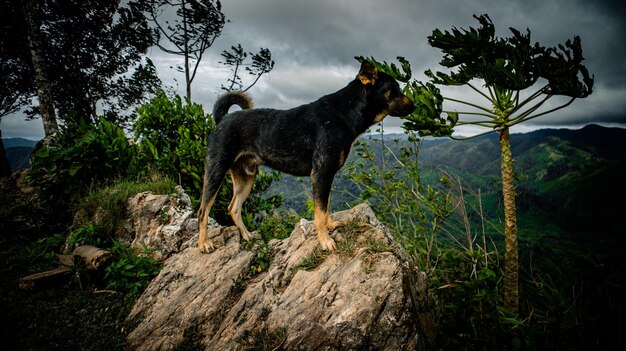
358, 61, 416, 122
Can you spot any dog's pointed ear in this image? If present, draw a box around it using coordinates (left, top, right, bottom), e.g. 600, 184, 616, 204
358, 61, 378, 86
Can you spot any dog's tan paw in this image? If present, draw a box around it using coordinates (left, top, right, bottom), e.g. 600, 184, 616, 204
240, 229, 252, 242
319, 237, 337, 251
198, 239, 215, 253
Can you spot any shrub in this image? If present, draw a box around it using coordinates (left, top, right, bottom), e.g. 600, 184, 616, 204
134, 90, 282, 227
29, 118, 139, 204
134, 89, 214, 197
103, 241, 162, 296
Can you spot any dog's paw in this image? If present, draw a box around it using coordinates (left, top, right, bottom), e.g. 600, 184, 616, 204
319, 237, 337, 251
198, 239, 215, 253
240, 229, 252, 242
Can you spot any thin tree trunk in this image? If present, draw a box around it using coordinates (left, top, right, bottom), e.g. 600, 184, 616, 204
23, 0, 58, 137
499, 127, 519, 313
182, 0, 191, 100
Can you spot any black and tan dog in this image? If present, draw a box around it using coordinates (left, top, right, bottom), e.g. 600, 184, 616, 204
197, 61, 415, 252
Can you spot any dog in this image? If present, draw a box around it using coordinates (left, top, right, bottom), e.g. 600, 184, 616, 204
197, 61, 415, 252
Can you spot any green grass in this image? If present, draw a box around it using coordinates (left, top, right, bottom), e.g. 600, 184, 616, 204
71, 177, 178, 246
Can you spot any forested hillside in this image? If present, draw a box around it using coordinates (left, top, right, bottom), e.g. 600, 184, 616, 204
271, 125, 626, 229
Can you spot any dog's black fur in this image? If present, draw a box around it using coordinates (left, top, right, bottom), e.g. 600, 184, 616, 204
197, 61, 415, 252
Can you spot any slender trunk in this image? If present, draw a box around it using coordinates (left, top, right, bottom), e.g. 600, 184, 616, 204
182, 0, 191, 100
499, 127, 519, 313
23, 0, 58, 137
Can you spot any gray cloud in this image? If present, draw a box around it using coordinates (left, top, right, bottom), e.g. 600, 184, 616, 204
3, 0, 625, 140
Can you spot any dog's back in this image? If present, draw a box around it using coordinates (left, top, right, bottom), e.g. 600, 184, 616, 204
212, 91, 253, 125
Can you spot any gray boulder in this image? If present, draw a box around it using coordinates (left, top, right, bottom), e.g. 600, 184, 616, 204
126, 203, 432, 350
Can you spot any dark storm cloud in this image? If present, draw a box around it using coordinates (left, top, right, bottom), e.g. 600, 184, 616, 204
4, 0, 625, 139
194, 0, 626, 130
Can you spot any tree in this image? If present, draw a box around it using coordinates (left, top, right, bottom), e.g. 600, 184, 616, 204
220, 44, 275, 92
147, 0, 274, 99
22, 0, 58, 137
39, 0, 160, 124
368, 14, 593, 313
0, 0, 34, 121
1, 0, 161, 128
147, 0, 226, 100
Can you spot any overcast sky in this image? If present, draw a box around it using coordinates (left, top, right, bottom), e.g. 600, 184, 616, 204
3, 0, 626, 139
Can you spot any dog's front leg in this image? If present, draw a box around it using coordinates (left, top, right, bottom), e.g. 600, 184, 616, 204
311, 169, 337, 251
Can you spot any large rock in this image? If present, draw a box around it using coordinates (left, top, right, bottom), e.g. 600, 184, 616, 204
126, 203, 432, 350
116, 186, 217, 261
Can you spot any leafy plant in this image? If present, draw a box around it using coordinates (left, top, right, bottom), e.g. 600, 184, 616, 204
64, 223, 106, 251
365, 13, 593, 313
28, 117, 140, 204
134, 89, 214, 198
254, 210, 301, 242
248, 241, 272, 276
104, 241, 162, 296
293, 248, 327, 272
344, 129, 454, 272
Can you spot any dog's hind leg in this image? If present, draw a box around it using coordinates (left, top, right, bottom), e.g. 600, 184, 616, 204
228, 161, 257, 241
197, 154, 229, 253
311, 169, 338, 251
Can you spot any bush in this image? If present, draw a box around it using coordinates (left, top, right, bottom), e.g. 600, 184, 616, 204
134, 89, 214, 197
104, 241, 162, 296
343, 130, 530, 348
29, 118, 139, 204
343, 130, 583, 349
134, 90, 282, 227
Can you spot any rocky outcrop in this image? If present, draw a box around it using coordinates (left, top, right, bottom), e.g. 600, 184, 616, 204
116, 186, 216, 261
126, 203, 432, 351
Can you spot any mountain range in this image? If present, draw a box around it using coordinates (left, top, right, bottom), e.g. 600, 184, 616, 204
3, 137, 37, 171
5, 125, 625, 241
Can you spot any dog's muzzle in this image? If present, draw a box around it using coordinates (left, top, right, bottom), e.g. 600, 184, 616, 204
389, 96, 417, 117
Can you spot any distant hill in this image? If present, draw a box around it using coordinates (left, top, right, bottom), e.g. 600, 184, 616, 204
3, 138, 38, 171
269, 125, 626, 243
416, 124, 626, 234
3, 138, 38, 149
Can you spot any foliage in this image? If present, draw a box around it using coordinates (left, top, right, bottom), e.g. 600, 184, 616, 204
344, 128, 454, 272
104, 241, 163, 296
0, 0, 32, 118
5, 0, 160, 124
254, 210, 301, 242
134, 89, 214, 198
363, 13, 594, 315
355, 55, 412, 82
64, 223, 106, 251
426, 14, 593, 98
293, 248, 327, 273
247, 240, 272, 276
28, 118, 140, 204
342, 130, 591, 348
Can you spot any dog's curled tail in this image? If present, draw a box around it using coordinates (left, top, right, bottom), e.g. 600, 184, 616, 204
212, 91, 253, 125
